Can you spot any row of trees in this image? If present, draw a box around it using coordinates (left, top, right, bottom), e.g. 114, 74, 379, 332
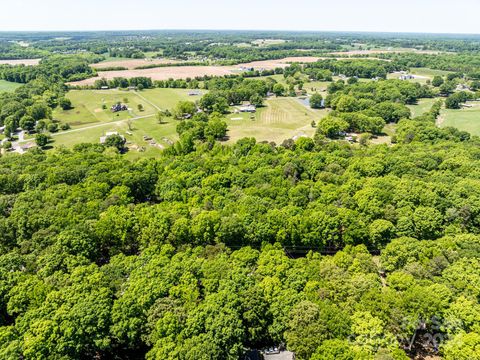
92, 76, 154, 90
303, 59, 404, 79
0, 55, 100, 83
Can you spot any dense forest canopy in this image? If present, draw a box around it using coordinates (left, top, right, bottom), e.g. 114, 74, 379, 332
0, 136, 479, 359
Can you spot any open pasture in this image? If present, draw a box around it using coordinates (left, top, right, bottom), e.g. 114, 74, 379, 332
51, 115, 177, 159
133, 88, 203, 110
440, 102, 480, 136
53, 89, 157, 127
50, 88, 203, 156
407, 98, 439, 118
410, 67, 453, 78
225, 97, 328, 143
0, 80, 22, 92
50, 89, 327, 155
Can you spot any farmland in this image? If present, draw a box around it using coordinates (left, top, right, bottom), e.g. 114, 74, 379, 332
69, 57, 328, 86
70, 56, 401, 86
91, 58, 182, 70
0, 58, 41, 66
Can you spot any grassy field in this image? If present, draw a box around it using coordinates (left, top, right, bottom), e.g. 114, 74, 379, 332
0, 80, 22, 92
51, 116, 177, 160
53, 88, 202, 126
50, 89, 327, 156
440, 102, 480, 136
53, 90, 157, 127
408, 98, 438, 118
135, 88, 203, 110
410, 67, 453, 77
50, 88, 203, 157
388, 67, 453, 85
226, 97, 328, 143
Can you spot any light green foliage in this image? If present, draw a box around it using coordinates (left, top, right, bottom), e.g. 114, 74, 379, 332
443, 332, 480, 360
316, 116, 349, 138
310, 93, 323, 109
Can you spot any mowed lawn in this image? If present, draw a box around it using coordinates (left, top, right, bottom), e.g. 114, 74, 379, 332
388, 68, 453, 85
0, 80, 22, 92
408, 98, 439, 118
440, 102, 480, 136
51, 90, 327, 157
51, 116, 177, 160
53, 89, 157, 127
410, 67, 453, 78
135, 88, 203, 110
50, 88, 201, 156
225, 97, 328, 143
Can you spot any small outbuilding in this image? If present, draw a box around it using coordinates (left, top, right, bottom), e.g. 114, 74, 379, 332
239, 104, 257, 113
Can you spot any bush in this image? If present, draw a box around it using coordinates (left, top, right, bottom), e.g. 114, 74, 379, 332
47, 123, 59, 133
59, 98, 72, 110
35, 133, 50, 148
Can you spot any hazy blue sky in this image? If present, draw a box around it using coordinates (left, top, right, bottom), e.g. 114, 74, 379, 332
1, 0, 479, 34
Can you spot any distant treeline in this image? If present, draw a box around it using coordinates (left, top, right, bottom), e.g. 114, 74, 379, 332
0, 54, 101, 83
96, 66, 128, 72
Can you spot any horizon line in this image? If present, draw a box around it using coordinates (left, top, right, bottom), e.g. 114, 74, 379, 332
1, 28, 480, 36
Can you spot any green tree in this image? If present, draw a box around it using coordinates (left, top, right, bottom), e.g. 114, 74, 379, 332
104, 134, 126, 152
19, 115, 35, 132
310, 93, 324, 109
35, 133, 50, 148
285, 301, 350, 360
157, 112, 164, 124
316, 116, 349, 138
249, 94, 264, 107
199, 93, 229, 114
443, 332, 480, 360
205, 116, 228, 139
58, 97, 72, 110
432, 76, 444, 87
173, 101, 197, 119
273, 83, 285, 96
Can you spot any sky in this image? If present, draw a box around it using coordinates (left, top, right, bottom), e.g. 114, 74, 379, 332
1, 0, 480, 34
